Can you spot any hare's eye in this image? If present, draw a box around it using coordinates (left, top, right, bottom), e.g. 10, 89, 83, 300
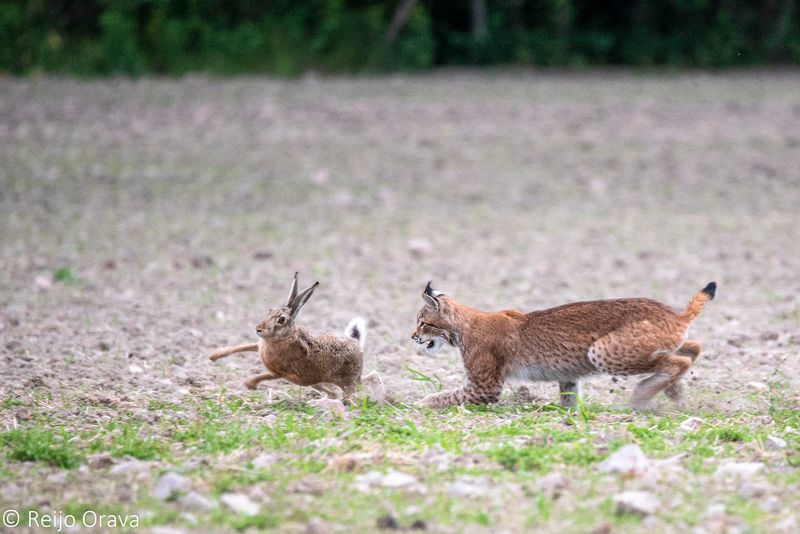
277, 316, 286, 324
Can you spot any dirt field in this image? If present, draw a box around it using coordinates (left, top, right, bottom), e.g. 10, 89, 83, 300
1, 71, 799, 533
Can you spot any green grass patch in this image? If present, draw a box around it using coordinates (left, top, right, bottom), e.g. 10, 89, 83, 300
0, 427, 84, 468
53, 267, 75, 283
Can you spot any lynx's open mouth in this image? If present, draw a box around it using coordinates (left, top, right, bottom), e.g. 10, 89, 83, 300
414, 336, 445, 355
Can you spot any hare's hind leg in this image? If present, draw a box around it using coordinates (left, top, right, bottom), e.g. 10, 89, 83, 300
209, 343, 258, 361
244, 372, 279, 390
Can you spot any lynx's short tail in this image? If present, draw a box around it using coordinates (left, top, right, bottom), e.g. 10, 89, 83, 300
344, 317, 367, 351
681, 282, 716, 321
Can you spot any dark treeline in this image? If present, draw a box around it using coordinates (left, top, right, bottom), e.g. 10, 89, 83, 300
1, 0, 799, 75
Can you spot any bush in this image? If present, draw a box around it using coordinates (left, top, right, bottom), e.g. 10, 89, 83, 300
0, 0, 798, 75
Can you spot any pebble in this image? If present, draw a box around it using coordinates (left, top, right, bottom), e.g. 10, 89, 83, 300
317, 398, 346, 418
305, 517, 331, 534
747, 381, 768, 392
598, 444, 654, 478
613, 491, 659, 516
679, 416, 704, 431
760, 496, 782, 514
110, 459, 150, 475
448, 477, 487, 497
537, 472, 569, 497
765, 435, 787, 449
252, 453, 278, 468
153, 472, 190, 501
220, 493, 261, 516
381, 470, 418, 488
714, 462, 764, 478
180, 491, 215, 511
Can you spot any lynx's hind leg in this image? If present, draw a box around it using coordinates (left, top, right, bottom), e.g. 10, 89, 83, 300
677, 339, 702, 362
559, 381, 582, 409
630, 354, 692, 409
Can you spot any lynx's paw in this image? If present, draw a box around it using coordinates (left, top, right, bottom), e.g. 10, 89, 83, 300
417, 393, 448, 409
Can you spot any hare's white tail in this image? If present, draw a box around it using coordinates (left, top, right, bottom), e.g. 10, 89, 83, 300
344, 317, 367, 351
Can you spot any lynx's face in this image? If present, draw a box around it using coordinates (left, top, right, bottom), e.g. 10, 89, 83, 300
411, 283, 459, 355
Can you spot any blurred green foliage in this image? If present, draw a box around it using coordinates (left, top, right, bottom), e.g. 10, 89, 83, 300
1, 0, 798, 75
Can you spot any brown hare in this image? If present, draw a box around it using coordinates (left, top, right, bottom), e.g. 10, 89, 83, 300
209, 273, 365, 400
411, 281, 716, 409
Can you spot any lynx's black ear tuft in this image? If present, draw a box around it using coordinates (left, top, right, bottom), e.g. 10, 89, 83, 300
701, 281, 717, 300
424, 281, 434, 296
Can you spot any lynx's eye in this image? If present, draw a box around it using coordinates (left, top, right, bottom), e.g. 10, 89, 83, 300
277, 316, 286, 324
418, 320, 425, 328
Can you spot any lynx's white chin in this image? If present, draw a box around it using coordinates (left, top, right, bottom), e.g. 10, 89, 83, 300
415, 337, 445, 355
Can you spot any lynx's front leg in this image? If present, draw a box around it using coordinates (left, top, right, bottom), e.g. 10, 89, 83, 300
418, 380, 503, 408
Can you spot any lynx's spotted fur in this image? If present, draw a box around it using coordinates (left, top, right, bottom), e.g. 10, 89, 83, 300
411, 281, 716, 409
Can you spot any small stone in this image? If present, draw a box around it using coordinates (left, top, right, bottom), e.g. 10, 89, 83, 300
305, 517, 331, 534
376, 514, 399, 529
128, 364, 144, 374
354, 471, 384, 487
220, 493, 260, 516
714, 462, 765, 478
760, 331, 779, 341
361, 370, 386, 405
765, 435, 787, 449
110, 460, 150, 475
153, 472, 190, 501
599, 444, 654, 478
448, 477, 487, 497
34, 275, 52, 290
679, 416, 704, 431
88, 453, 114, 469
180, 491, 215, 511
761, 496, 782, 514
317, 398, 346, 418
151, 528, 187, 534
589, 522, 613, 534
774, 516, 797, 531
381, 470, 417, 488
747, 381, 769, 392
410, 519, 427, 530
46, 471, 67, 484
407, 238, 433, 258
705, 503, 727, 517
252, 453, 277, 468
537, 472, 569, 497
737, 482, 765, 499
614, 491, 658, 516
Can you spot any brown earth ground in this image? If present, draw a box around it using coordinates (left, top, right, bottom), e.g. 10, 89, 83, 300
1, 71, 799, 533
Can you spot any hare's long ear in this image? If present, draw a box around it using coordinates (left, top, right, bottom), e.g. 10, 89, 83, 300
422, 281, 441, 310
290, 281, 319, 319
286, 272, 299, 307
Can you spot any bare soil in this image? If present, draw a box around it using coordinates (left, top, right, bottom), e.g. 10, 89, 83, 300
1, 71, 799, 533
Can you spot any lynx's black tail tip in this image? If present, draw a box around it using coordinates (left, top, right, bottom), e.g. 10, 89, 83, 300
701, 281, 717, 300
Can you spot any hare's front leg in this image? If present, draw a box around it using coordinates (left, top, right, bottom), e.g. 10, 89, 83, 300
311, 383, 343, 399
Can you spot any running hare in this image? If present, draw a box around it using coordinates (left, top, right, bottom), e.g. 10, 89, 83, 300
411, 281, 716, 409
209, 272, 365, 400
